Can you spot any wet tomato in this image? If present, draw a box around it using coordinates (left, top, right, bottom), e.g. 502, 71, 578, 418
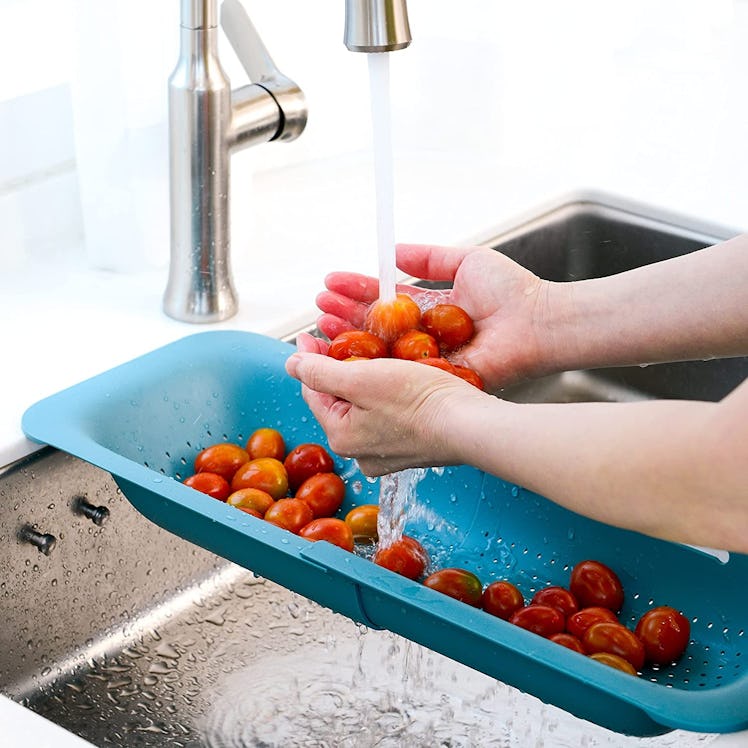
183, 472, 231, 501
284, 443, 335, 491
482, 580, 525, 620
510, 605, 566, 638
391, 330, 439, 361
328, 330, 387, 361
569, 560, 624, 612
194, 443, 249, 482
421, 303, 475, 350
566, 606, 619, 640
531, 586, 579, 618
295, 472, 345, 518
365, 293, 421, 345
231, 457, 289, 500
416, 357, 458, 375
634, 606, 690, 665
264, 498, 314, 534
550, 632, 586, 654
423, 568, 483, 607
452, 364, 484, 390
583, 621, 645, 671
246, 427, 285, 461
236, 507, 263, 519
589, 652, 638, 675
299, 517, 354, 552
226, 487, 275, 516
373, 535, 428, 580
344, 504, 379, 540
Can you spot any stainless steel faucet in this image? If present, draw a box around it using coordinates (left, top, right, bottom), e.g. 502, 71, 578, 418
164, 0, 411, 323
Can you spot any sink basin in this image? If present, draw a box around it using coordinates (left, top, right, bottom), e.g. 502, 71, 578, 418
7, 194, 747, 746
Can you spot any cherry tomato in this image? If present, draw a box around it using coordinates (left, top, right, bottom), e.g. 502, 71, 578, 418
194, 443, 249, 482
421, 303, 475, 350
423, 568, 483, 607
569, 560, 624, 612
373, 535, 428, 580
344, 504, 379, 540
589, 652, 638, 675
299, 518, 354, 552
452, 364, 485, 390
365, 293, 421, 345
566, 606, 619, 640
634, 606, 690, 665
328, 330, 387, 361
226, 487, 275, 516
550, 632, 586, 654
246, 427, 285, 461
416, 357, 458, 375
583, 621, 645, 671
231, 457, 289, 500
236, 507, 263, 519
391, 330, 439, 361
183, 472, 231, 501
510, 605, 565, 638
284, 443, 335, 491
264, 498, 314, 534
295, 472, 345, 518
531, 586, 580, 618
482, 581, 525, 620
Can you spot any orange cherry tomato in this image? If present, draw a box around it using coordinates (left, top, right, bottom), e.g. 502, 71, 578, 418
421, 304, 475, 350
364, 293, 421, 345
416, 357, 458, 375
295, 472, 345, 518
589, 652, 638, 675
246, 427, 285, 461
482, 580, 525, 620
344, 504, 379, 540
423, 568, 483, 607
264, 498, 314, 534
183, 472, 231, 501
328, 330, 387, 361
226, 487, 275, 516
634, 606, 690, 665
583, 621, 645, 671
194, 443, 249, 482
569, 560, 624, 613
550, 632, 586, 654
373, 535, 428, 580
299, 518, 354, 552
284, 443, 335, 492
231, 457, 289, 500
391, 330, 439, 361
452, 364, 485, 390
236, 507, 263, 519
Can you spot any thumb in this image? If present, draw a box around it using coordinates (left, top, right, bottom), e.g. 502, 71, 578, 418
286, 352, 359, 400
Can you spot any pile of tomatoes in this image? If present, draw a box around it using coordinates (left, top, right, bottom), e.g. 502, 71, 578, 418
326, 293, 484, 389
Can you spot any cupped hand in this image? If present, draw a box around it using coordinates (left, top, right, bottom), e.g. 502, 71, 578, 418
316, 243, 550, 391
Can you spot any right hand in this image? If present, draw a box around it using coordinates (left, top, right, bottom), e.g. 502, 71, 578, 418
316, 243, 552, 391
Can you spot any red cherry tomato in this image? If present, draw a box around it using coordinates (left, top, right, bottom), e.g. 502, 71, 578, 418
184, 472, 231, 501
194, 443, 249, 482
295, 472, 345, 518
589, 652, 638, 675
566, 606, 619, 640
344, 504, 379, 540
246, 428, 285, 461
226, 487, 275, 516
569, 560, 624, 612
634, 606, 690, 665
452, 364, 485, 390
236, 507, 263, 519
583, 621, 645, 671
231, 457, 289, 500
328, 330, 388, 361
416, 357, 458, 375
264, 498, 314, 534
365, 293, 421, 345
299, 518, 354, 552
421, 304, 475, 350
391, 330, 439, 361
423, 568, 483, 607
373, 536, 428, 580
531, 586, 580, 618
482, 581, 525, 620
510, 605, 565, 638
550, 632, 586, 654
284, 443, 335, 492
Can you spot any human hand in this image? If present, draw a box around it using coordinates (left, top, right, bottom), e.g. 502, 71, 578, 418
316, 243, 550, 391
286, 333, 485, 476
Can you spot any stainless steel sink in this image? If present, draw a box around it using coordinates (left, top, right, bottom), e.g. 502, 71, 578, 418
2, 194, 744, 747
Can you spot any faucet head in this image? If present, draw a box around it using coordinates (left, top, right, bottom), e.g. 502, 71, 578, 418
344, 0, 411, 52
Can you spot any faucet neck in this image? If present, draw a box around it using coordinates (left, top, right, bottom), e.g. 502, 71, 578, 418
180, 0, 217, 30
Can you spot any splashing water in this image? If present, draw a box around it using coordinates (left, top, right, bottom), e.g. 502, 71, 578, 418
377, 468, 427, 549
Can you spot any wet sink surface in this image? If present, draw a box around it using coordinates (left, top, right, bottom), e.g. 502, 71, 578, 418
2, 195, 744, 746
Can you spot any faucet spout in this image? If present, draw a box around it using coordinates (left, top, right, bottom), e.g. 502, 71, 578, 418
344, 0, 412, 53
